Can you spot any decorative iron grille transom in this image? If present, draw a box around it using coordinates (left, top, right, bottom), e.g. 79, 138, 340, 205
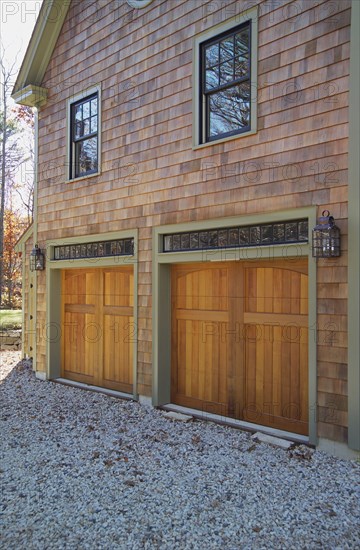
163, 220, 308, 253
54, 238, 134, 260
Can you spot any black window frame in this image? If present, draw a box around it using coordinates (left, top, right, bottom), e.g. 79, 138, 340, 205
70, 92, 99, 180
199, 20, 252, 144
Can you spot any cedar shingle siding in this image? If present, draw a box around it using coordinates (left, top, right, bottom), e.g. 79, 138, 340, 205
32, 0, 351, 444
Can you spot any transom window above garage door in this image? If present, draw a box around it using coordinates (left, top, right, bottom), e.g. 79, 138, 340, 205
54, 238, 134, 260
163, 220, 308, 252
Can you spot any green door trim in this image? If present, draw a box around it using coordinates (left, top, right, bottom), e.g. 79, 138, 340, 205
152, 207, 317, 445
45, 229, 138, 401
348, 0, 360, 451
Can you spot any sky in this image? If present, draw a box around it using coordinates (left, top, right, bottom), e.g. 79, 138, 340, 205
0, 2, 43, 213
1, 1, 43, 74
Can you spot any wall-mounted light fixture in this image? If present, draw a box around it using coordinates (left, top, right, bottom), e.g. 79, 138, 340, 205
30, 244, 45, 271
312, 210, 341, 258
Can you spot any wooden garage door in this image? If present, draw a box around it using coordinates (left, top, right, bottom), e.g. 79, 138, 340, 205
61, 267, 133, 393
171, 259, 308, 435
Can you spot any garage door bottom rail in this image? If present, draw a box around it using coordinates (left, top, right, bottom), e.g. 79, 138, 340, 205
160, 403, 309, 445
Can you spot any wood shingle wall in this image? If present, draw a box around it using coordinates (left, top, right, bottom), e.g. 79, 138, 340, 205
36, 0, 350, 443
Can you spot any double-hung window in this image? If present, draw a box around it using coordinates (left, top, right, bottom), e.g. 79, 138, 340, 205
69, 90, 99, 180
201, 23, 251, 142
193, 8, 257, 147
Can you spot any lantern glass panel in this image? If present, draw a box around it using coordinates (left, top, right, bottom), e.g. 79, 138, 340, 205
312, 223, 340, 257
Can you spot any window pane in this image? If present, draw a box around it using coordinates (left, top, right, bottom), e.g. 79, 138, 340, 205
75, 137, 98, 176
82, 101, 90, 118
235, 29, 249, 58
298, 221, 309, 241
235, 30, 250, 78
229, 228, 239, 245
220, 37, 234, 62
208, 82, 250, 137
273, 224, 285, 242
205, 66, 219, 90
218, 229, 228, 247
285, 222, 298, 241
190, 233, 199, 249
239, 227, 250, 245
219, 60, 234, 85
90, 98, 98, 115
234, 56, 249, 79
250, 226, 261, 244
75, 104, 82, 121
181, 233, 190, 249
205, 44, 219, 67
261, 225, 273, 243
91, 115, 98, 133
83, 118, 90, 135
75, 121, 84, 139
75, 119, 92, 139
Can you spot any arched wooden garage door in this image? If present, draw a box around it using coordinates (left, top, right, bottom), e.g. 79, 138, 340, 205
171, 259, 308, 435
61, 267, 134, 393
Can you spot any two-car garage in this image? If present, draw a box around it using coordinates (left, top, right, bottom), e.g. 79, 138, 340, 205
56, 235, 310, 438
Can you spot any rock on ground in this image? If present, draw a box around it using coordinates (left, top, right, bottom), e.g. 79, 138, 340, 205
1, 350, 359, 549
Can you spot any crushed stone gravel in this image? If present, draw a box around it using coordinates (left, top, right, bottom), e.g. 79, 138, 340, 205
1, 351, 359, 549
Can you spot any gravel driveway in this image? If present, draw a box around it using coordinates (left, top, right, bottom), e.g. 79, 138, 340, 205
1, 351, 359, 549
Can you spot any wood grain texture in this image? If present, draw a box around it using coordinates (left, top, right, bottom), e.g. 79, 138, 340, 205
171, 260, 308, 435
61, 268, 133, 393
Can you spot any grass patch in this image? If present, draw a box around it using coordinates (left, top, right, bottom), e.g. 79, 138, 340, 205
0, 309, 22, 330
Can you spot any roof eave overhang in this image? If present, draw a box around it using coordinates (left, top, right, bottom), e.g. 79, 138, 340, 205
11, 0, 71, 106
12, 85, 48, 108
15, 223, 34, 252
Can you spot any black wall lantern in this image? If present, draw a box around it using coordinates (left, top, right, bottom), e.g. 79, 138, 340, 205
312, 210, 341, 258
30, 244, 45, 271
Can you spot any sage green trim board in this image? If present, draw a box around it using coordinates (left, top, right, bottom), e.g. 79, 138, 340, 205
348, 0, 360, 451
11, 85, 47, 108
46, 230, 139, 401
46, 268, 61, 379
12, 0, 70, 98
14, 223, 34, 252
20, 240, 26, 357
152, 207, 317, 445
31, 109, 40, 372
14, 225, 34, 359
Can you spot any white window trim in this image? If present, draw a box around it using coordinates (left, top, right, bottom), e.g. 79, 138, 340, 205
66, 84, 102, 182
192, 6, 258, 149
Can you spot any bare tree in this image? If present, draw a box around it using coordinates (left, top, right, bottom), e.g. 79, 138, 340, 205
13, 105, 35, 225
0, 48, 26, 307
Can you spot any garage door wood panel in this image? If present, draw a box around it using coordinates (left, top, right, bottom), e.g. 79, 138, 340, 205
62, 271, 99, 384
61, 268, 133, 392
63, 312, 98, 383
102, 269, 134, 392
171, 264, 238, 416
172, 259, 309, 435
243, 264, 308, 434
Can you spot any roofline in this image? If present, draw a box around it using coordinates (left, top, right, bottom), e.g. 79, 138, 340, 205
14, 223, 34, 252
12, 0, 71, 104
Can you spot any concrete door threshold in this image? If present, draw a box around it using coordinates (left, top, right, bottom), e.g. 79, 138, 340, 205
161, 403, 309, 445
53, 378, 133, 401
